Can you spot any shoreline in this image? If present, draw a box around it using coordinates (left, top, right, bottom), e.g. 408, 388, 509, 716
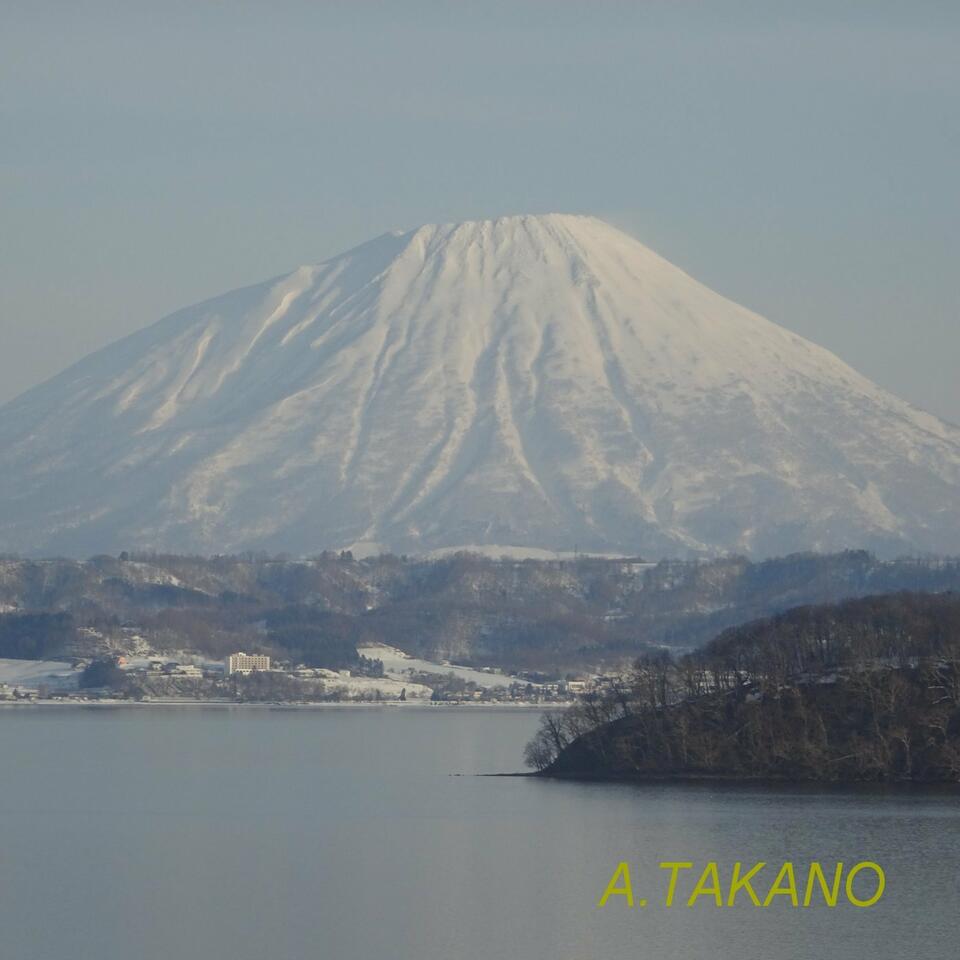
0, 698, 559, 711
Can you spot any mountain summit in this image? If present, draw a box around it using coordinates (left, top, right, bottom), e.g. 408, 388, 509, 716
1, 214, 958, 557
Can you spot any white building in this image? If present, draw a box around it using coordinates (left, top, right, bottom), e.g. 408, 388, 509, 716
226, 652, 271, 675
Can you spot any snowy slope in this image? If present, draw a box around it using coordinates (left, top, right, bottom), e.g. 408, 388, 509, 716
1, 214, 958, 558
0, 659, 78, 690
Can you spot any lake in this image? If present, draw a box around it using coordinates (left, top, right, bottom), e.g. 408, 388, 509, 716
1, 705, 958, 959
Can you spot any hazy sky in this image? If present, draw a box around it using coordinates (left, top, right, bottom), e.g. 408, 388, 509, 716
2, 1, 958, 422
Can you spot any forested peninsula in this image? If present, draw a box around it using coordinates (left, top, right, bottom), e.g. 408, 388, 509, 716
527, 592, 960, 783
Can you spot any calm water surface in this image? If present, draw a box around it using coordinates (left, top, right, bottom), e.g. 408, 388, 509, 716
1, 705, 958, 960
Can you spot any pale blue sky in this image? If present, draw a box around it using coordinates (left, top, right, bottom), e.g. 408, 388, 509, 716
2, 1, 958, 421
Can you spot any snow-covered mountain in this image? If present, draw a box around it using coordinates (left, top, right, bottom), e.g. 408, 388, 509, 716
1, 214, 958, 558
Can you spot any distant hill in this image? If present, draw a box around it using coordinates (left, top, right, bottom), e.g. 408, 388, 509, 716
531, 592, 960, 782
1, 550, 960, 673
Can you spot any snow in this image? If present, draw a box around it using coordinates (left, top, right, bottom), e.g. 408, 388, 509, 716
0, 658, 79, 690
316, 672, 433, 700
358, 643, 533, 690
424, 544, 627, 561
1, 214, 958, 558
121, 654, 223, 672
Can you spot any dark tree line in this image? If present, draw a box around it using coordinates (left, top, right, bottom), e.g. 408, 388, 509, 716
264, 609, 356, 667
0, 612, 76, 660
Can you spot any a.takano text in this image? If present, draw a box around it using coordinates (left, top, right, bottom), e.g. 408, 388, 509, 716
597, 861, 885, 909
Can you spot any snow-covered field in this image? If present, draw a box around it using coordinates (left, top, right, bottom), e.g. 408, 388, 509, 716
0, 658, 79, 690
317, 672, 433, 701
359, 643, 531, 690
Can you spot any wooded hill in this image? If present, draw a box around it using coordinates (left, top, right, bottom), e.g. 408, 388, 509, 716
528, 592, 960, 782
